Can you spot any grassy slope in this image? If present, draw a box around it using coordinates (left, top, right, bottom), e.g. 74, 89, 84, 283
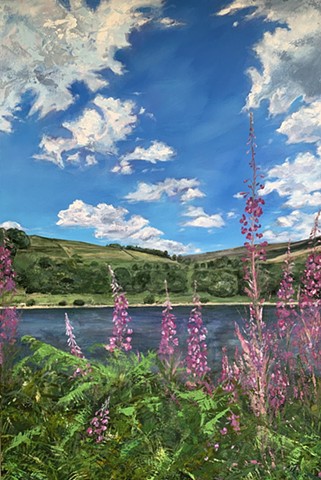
18, 235, 174, 266
185, 236, 319, 264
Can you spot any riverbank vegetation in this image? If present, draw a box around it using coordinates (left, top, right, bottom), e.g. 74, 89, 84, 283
2, 116, 321, 478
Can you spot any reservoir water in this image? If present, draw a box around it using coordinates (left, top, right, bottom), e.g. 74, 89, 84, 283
17, 305, 277, 370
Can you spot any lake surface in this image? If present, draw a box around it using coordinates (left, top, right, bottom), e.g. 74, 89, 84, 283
17, 305, 277, 371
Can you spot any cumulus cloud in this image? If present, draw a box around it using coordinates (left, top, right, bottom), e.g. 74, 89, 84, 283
125, 178, 205, 203
0, 221, 24, 230
263, 145, 321, 208
0, 0, 162, 133
218, 0, 321, 116
34, 95, 138, 167
57, 199, 193, 254
182, 206, 225, 229
278, 101, 321, 144
263, 210, 319, 243
112, 141, 175, 175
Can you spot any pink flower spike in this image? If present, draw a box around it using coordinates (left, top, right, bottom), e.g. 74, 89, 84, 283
87, 397, 110, 443
158, 280, 179, 358
65, 313, 84, 359
105, 266, 133, 353
0, 244, 19, 365
185, 282, 210, 380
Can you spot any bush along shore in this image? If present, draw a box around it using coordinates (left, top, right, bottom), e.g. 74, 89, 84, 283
1, 115, 321, 479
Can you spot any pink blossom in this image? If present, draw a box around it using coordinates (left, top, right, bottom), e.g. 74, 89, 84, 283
65, 313, 84, 358
0, 245, 18, 365
65, 313, 91, 376
87, 398, 110, 443
158, 280, 179, 357
185, 284, 210, 379
105, 266, 132, 353
228, 413, 240, 433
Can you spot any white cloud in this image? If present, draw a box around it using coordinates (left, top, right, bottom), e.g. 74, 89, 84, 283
233, 192, 244, 199
227, 211, 237, 219
0, 0, 162, 133
263, 147, 321, 208
278, 101, 321, 144
182, 206, 225, 229
218, 1, 321, 116
158, 17, 185, 28
112, 141, 175, 174
35, 95, 137, 167
0, 221, 24, 230
263, 210, 319, 242
57, 199, 193, 254
125, 178, 205, 203
85, 154, 98, 166
66, 152, 81, 164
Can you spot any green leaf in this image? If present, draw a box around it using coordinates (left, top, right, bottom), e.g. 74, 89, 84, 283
119, 406, 136, 416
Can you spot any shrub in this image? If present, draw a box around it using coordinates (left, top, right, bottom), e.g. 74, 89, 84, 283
58, 300, 67, 306
26, 298, 36, 307
207, 271, 239, 297
73, 299, 85, 306
200, 297, 209, 303
143, 293, 155, 304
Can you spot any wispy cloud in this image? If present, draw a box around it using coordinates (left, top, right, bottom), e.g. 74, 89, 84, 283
182, 206, 225, 229
158, 17, 185, 28
263, 210, 318, 243
125, 178, 205, 203
112, 141, 175, 175
0, 0, 162, 133
57, 199, 193, 254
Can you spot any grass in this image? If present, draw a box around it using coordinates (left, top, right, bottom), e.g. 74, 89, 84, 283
11, 291, 253, 307
18, 235, 174, 267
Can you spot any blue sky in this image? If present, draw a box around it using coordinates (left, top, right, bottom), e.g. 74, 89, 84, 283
1, 0, 321, 254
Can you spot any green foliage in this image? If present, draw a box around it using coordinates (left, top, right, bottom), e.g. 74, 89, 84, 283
73, 299, 85, 306
26, 298, 36, 307
193, 269, 239, 297
143, 293, 155, 304
5, 228, 31, 251
2, 337, 321, 478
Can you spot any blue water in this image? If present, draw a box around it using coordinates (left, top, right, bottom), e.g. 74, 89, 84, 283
17, 305, 277, 369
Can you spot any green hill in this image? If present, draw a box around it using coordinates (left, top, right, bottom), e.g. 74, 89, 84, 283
5, 231, 319, 307
185, 237, 320, 264
17, 235, 174, 266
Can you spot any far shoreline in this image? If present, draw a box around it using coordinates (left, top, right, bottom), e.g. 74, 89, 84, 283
15, 301, 279, 309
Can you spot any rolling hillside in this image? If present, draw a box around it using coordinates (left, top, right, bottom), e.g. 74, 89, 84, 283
6, 231, 319, 306
16, 235, 175, 267
185, 237, 320, 264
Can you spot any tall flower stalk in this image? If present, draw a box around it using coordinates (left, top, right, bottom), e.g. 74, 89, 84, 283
65, 313, 92, 377
105, 265, 133, 353
158, 280, 179, 357
297, 212, 321, 383
276, 243, 296, 343
65, 313, 85, 358
235, 112, 270, 416
185, 282, 210, 379
0, 244, 19, 365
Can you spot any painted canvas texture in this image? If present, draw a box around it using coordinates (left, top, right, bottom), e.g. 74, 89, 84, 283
2, 1, 321, 478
